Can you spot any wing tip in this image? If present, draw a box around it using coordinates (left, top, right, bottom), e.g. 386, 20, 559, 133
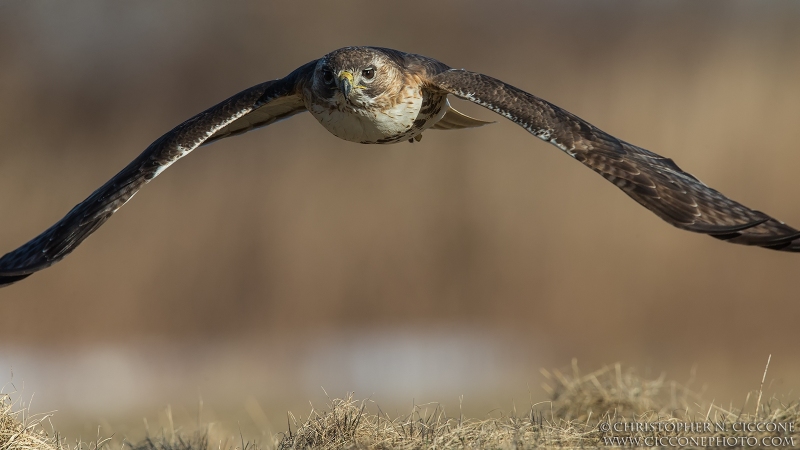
0, 272, 32, 288
705, 217, 800, 252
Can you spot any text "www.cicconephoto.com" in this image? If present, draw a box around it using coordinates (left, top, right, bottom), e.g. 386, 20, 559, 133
602, 436, 796, 447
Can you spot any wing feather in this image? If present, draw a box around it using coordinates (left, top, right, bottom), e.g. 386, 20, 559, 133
430, 100, 494, 130
430, 69, 800, 252
0, 60, 316, 287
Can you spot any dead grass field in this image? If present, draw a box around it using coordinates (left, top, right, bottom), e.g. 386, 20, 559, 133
2, 1, 800, 430
1, 2, 800, 446
2, 363, 797, 450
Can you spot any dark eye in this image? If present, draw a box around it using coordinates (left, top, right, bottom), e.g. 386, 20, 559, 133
322, 69, 334, 84
361, 67, 375, 80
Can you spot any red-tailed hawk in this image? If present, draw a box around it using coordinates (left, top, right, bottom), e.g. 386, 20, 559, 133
1, 47, 797, 287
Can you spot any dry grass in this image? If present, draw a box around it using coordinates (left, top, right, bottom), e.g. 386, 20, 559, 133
128, 432, 211, 450
0, 392, 110, 450
2, 363, 799, 450
0, 393, 57, 450
277, 362, 799, 449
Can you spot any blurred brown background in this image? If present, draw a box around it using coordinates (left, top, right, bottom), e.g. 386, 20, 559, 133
1, 0, 799, 443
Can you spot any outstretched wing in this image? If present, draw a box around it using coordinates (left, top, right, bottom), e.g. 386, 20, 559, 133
0, 60, 317, 287
429, 69, 800, 251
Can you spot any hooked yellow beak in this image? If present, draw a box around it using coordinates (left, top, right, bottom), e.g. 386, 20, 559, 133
338, 71, 355, 98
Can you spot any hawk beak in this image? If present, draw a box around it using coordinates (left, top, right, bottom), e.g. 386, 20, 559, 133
338, 71, 355, 98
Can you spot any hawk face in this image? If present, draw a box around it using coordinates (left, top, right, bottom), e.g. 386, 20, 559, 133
310, 47, 404, 110
304, 47, 439, 144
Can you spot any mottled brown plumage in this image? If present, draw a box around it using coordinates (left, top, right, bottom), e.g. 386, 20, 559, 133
0, 47, 797, 287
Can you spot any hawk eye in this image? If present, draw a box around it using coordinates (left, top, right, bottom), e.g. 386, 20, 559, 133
322, 69, 334, 84
361, 67, 375, 80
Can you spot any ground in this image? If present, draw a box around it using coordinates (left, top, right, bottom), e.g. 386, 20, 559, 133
1, 363, 798, 450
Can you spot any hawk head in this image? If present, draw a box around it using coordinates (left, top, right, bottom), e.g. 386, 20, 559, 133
310, 47, 406, 110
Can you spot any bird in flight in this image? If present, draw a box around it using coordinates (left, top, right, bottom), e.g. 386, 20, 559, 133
1, 46, 798, 287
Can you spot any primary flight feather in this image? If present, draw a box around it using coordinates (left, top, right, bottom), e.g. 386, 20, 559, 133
1, 46, 797, 287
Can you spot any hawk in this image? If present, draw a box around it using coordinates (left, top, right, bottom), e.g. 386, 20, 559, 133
1, 46, 798, 287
